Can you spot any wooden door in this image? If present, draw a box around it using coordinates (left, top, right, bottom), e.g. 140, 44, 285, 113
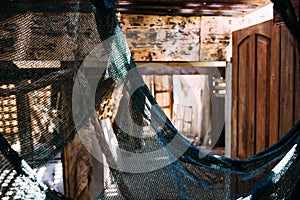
143, 75, 173, 120
232, 21, 300, 160
232, 20, 276, 159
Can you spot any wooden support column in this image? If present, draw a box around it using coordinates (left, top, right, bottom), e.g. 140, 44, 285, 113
60, 61, 93, 200
61, 61, 104, 200
60, 62, 76, 198
16, 81, 33, 162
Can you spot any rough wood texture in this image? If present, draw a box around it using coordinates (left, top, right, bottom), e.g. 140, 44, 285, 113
60, 62, 93, 200
232, 21, 300, 159
272, 0, 300, 51
63, 134, 92, 200
1, 0, 270, 17
232, 21, 272, 159
278, 24, 300, 137
16, 83, 34, 159
269, 24, 280, 146
114, 0, 270, 16
273, 0, 299, 23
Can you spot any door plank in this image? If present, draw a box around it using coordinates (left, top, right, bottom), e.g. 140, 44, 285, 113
279, 25, 295, 137
269, 25, 280, 146
232, 21, 272, 159
256, 34, 271, 153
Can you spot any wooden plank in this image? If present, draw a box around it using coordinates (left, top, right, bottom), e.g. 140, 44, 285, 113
83, 61, 227, 76
154, 75, 169, 91
273, 0, 299, 24
153, 75, 173, 120
137, 66, 223, 75
61, 81, 76, 198
0, 61, 60, 83
16, 86, 33, 160
78, 67, 225, 77
125, 0, 269, 4
237, 38, 250, 159
246, 34, 256, 159
136, 61, 227, 68
233, 21, 271, 46
156, 92, 171, 107
231, 30, 240, 158
295, 41, 300, 123
279, 25, 295, 137
269, 24, 280, 146
60, 62, 93, 199
255, 34, 270, 153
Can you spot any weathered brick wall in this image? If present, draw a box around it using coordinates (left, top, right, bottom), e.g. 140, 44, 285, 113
120, 15, 201, 61
200, 17, 232, 61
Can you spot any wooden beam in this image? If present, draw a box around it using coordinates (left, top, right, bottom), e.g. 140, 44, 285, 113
0, 66, 61, 84
16, 82, 33, 162
135, 61, 227, 67
137, 66, 224, 75
80, 61, 226, 76
0, 0, 269, 17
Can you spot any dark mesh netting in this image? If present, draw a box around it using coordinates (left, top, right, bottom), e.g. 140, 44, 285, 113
1, 0, 300, 199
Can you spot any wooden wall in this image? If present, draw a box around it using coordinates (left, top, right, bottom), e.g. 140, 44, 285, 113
275, 24, 300, 139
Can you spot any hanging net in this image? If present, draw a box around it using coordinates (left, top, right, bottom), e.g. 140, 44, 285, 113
1, 0, 300, 199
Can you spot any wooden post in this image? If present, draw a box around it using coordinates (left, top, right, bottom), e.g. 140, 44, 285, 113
60, 61, 93, 199
60, 62, 76, 198
16, 81, 33, 162
61, 61, 104, 200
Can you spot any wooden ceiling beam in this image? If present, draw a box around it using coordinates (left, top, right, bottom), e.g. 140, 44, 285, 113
0, 0, 271, 17
115, 0, 269, 16
120, 0, 269, 4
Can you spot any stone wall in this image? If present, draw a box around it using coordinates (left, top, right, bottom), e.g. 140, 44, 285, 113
120, 14, 231, 62
120, 15, 201, 61
200, 17, 232, 61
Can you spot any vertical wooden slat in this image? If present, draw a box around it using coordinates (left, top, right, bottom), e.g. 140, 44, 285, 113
247, 34, 256, 158
255, 35, 271, 153
61, 77, 76, 199
231, 31, 238, 158
269, 24, 280, 146
279, 25, 295, 138
237, 40, 248, 159
153, 75, 173, 120
61, 61, 93, 200
295, 41, 300, 123
237, 37, 256, 159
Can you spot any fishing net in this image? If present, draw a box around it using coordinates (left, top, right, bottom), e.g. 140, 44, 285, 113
1, 0, 300, 199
